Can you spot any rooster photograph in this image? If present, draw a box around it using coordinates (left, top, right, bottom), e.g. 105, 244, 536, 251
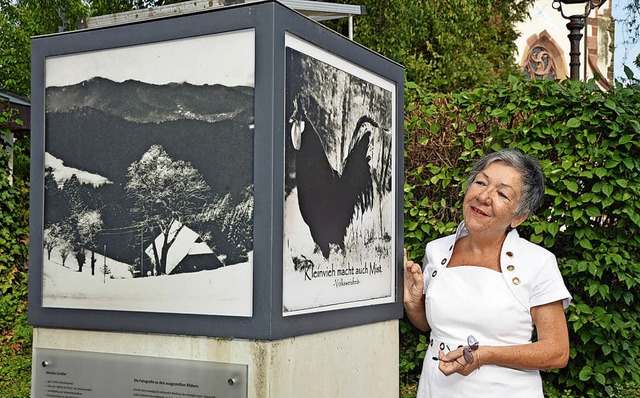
282, 43, 396, 315
288, 94, 376, 259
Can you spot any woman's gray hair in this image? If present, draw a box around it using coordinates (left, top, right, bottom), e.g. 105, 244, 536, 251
465, 149, 545, 217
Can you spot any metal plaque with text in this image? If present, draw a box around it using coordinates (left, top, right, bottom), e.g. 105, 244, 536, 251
33, 348, 248, 398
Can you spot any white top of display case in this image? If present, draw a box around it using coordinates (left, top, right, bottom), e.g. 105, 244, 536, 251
79, 0, 365, 32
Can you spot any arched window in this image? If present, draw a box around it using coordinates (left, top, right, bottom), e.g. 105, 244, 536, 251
522, 45, 558, 80
520, 31, 567, 80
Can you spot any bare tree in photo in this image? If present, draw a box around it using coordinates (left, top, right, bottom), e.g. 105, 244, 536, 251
125, 144, 212, 276
59, 175, 89, 271
76, 210, 104, 275
43, 223, 65, 260
55, 175, 105, 272
58, 239, 73, 267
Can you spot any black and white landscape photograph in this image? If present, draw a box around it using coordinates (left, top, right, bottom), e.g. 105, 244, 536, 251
41, 30, 255, 317
282, 35, 397, 315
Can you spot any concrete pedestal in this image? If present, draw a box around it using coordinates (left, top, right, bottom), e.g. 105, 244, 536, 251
33, 320, 399, 398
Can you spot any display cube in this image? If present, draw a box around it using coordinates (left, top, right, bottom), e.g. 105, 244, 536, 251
29, 0, 404, 340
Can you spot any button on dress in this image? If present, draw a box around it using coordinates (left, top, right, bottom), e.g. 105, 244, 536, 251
417, 266, 544, 398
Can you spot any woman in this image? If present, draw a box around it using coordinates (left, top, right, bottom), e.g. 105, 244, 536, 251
404, 149, 571, 397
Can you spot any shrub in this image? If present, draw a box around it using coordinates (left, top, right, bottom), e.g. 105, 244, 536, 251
402, 76, 640, 395
0, 107, 31, 397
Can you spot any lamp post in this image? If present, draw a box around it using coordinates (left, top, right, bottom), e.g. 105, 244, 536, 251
552, 0, 607, 80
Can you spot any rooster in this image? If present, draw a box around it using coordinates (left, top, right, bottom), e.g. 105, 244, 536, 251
289, 96, 377, 259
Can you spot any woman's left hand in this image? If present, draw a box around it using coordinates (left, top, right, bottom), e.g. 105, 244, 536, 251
438, 347, 480, 376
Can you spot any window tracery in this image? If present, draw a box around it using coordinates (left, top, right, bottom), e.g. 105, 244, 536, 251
522, 45, 558, 80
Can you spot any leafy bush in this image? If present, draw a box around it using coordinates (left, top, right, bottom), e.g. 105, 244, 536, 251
402, 76, 640, 396
0, 107, 31, 397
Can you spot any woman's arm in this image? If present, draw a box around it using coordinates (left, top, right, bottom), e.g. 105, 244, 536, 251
403, 249, 430, 331
439, 300, 569, 375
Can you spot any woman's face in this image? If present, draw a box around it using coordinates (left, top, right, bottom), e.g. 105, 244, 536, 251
463, 161, 527, 236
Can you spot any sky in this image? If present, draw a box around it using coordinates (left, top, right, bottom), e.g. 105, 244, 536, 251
613, 1, 640, 81
45, 29, 255, 88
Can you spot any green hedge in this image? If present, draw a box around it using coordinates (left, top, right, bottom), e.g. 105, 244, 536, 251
0, 108, 31, 397
402, 76, 640, 396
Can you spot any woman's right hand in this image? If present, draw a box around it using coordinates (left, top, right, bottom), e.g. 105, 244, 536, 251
403, 248, 424, 305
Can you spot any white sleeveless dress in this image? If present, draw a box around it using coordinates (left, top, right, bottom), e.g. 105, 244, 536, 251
416, 266, 545, 398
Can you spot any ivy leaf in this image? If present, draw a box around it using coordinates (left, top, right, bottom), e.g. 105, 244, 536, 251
545, 223, 559, 236
585, 204, 601, 218
624, 65, 635, 80
579, 240, 594, 250
567, 118, 580, 128
619, 135, 633, 145
565, 180, 579, 193
579, 366, 593, 381
604, 99, 617, 111
405, 221, 418, 231
572, 208, 583, 220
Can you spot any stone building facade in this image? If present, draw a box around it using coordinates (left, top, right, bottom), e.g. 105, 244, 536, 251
515, 0, 614, 88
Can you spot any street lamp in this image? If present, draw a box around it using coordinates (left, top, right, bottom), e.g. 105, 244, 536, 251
552, 0, 607, 80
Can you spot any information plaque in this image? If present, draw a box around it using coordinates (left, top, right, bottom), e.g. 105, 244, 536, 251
32, 348, 248, 398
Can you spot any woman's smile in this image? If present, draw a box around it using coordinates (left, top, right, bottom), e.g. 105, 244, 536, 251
469, 205, 489, 217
